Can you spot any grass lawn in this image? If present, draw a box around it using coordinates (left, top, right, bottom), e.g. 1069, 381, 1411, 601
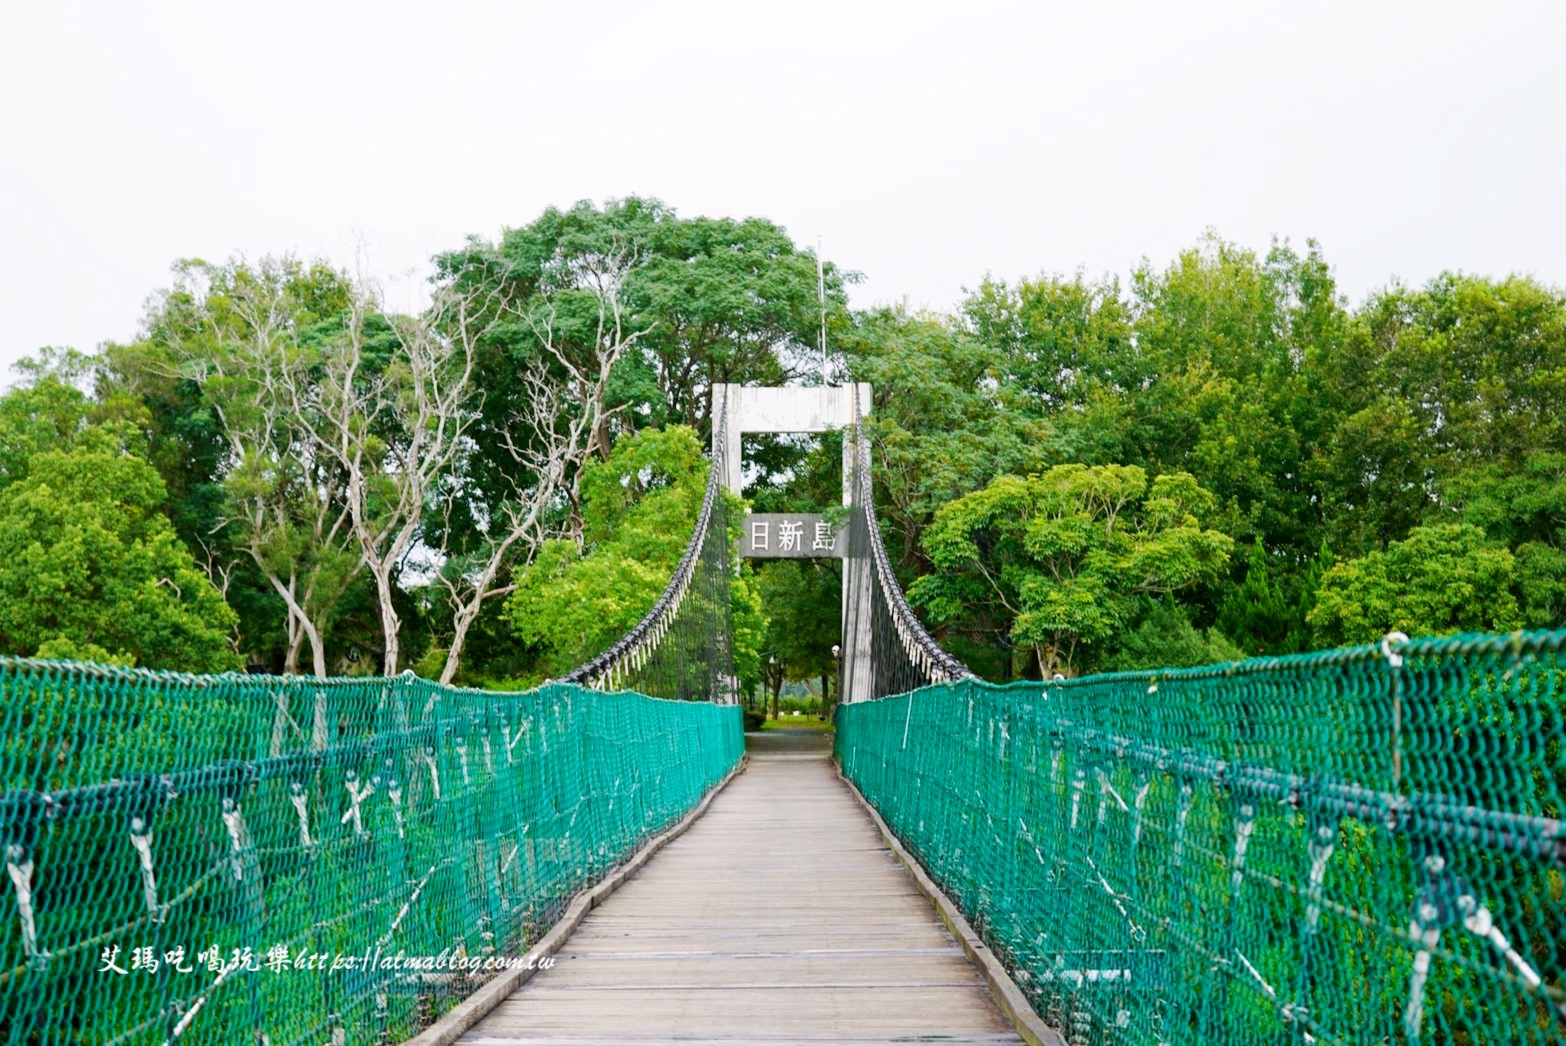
759, 714, 833, 732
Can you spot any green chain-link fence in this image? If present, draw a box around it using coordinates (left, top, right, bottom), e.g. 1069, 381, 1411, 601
0, 660, 742, 1044
837, 631, 1566, 1045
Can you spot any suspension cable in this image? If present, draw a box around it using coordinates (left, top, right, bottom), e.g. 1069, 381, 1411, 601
847, 391, 972, 692
559, 399, 733, 699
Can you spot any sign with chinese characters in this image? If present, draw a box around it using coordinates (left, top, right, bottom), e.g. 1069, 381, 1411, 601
741, 513, 844, 558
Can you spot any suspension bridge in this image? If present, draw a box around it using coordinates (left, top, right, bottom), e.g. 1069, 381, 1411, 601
1, 384, 1564, 1045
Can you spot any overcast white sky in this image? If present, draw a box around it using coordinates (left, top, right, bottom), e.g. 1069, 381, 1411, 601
2, 1, 1563, 377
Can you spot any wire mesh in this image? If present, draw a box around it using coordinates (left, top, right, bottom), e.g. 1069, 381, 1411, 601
836, 631, 1566, 1045
0, 663, 742, 1044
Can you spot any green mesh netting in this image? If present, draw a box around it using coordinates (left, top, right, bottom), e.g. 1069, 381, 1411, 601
837, 631, 1566, 1045
0, 661, 741, 1044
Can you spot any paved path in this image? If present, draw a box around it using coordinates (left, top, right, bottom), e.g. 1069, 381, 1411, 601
460, 729, 1022, 1044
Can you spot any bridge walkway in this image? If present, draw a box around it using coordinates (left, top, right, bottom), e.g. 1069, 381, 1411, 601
459, 729, 1023, 1044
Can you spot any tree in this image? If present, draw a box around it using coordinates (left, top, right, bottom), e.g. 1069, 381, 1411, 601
305, 278, 488, 676
154, 258, 364, 680
629, 206, 847, 432
840, 306, 1051, 572
426, 243, 649, 683
729, 567, 767, 704
104, 257, 361, 672
1307, 524, 1520, 645
955, 236, 1348, 665
910, 465, 1233, 677
438, 198, 850, 512
1316, 274, 1566, 555
503, 424, 761, 691
1215, 541, 1292, 655
964, 269, 1137, 418
1100, 597, 1245, 673
964, 236, 1344, 562
1446, 451, 1566, 628
124, 251, 637, 683
505, 426, 712, 677
0, 372, 98, 488
757, 559, 841, 714
0, 436, 239, 671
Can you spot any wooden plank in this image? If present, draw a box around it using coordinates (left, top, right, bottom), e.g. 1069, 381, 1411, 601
530, 952, 986, 988
460, 1037, 1026, 1045
453, 731, 1030, 1043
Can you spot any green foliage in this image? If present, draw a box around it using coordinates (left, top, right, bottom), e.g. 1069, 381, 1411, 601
1514, 541, 1566, 631
1101, 597, 1246, 672
968, 268, 1134, 390
503, 424, 762, 689
1216, 541, 1292, 655
775, 694, 824, 714
439, 197, 850, 500
946, 240, 1566, 662
507, 426, 708, 675
911, 464, 1233, 676
1308, 523, 1521, 644
26, 218, 1566, 678
0, 376, 97, 488
0, 441, 239, 670
106, 257, 357, 549
32, 637, 136, 666
1447, 451, 1566, 627
729, 566, 766, 698
99, 256, 369, 671
841, 306, 1051, 571
758, 559, 841, 688
1316, 273, 1566, 554
965, 237, 1343, 557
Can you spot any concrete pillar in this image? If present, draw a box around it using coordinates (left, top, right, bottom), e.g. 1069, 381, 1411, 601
840, 383, 875, 703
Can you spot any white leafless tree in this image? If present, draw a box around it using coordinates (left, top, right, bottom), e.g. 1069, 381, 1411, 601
177, 245, 647, 689
168, 258, 365, 750
430, 244, 650, 684
170, 260, 363, 683
307, 280, 482, 676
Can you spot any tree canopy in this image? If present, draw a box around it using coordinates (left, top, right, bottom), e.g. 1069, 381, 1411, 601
0, 435, 238, 671
9, 206, 1566, 684
1307, 524, 1521, 645
909, 465, 1233, 676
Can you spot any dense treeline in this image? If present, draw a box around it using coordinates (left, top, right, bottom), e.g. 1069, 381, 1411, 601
885, 239, 1561, 677
3, 199, 1562, 688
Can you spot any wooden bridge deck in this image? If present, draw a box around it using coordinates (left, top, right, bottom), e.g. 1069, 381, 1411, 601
459, 729, 1023, 1044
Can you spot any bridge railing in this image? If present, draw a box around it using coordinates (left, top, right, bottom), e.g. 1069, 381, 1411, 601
0, 661, 741, 1044
837, 631, 1566, 1045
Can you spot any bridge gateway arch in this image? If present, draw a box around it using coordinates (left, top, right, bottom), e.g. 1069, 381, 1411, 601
709, 382, 876, 703
557, 380, 963, 703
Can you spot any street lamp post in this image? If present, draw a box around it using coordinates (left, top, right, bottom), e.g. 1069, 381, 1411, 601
831, 643, 842, 718
768, 654, 778, 722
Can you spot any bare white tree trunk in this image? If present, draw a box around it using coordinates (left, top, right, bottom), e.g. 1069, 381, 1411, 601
182, 247, 647, 689
314, 281, 482, 677
434, 245, 650, 685
282, 580, 305, 676
173, 257, 365, 688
